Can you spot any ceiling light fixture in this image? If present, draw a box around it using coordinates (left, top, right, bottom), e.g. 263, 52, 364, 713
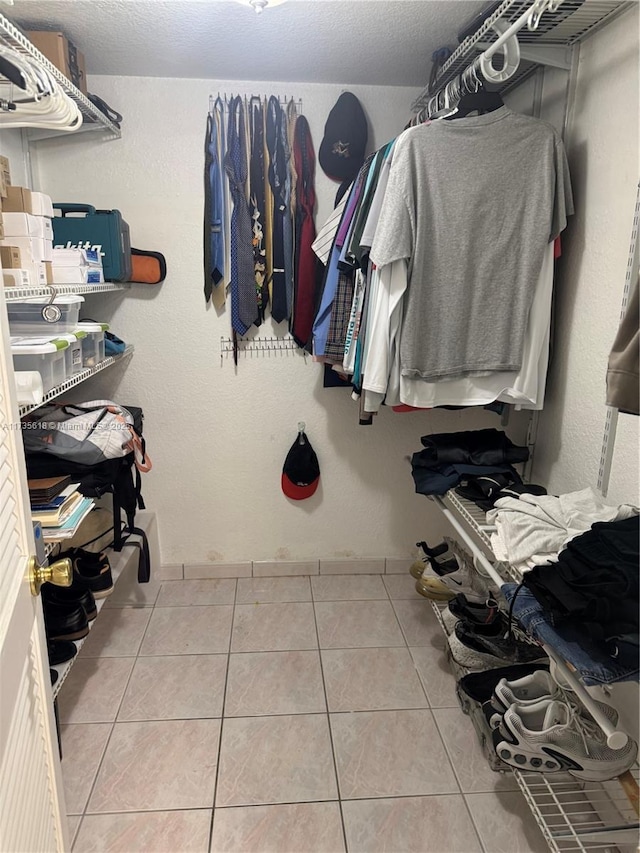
235, 0, 289, 14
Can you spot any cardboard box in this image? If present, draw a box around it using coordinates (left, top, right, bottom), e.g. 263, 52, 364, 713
42, 261, 53, 285
0, 235, 46, 264
26, 31, 87, 95
52, 265, 104, 285
0, 156, 10, 199
42, 239, 53, 262
4, 187, 33, 214
3, 269, 33, 288
2, 212, 42, 238
31, 192, 54, 218
1, 245, 22, 268
0, 215, 3, 240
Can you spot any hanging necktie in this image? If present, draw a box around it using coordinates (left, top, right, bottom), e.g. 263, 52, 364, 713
291, 115, 317, 349
224, 95, 259, 337
249, 96, 268, 323
203, 112, 214, 304
266, 96, 288, 323
280, 103, 294, 322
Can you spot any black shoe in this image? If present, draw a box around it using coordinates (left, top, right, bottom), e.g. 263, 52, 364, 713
454, 620, 547, 666
72, 555, 114, 599
42, 581, 97, 621
448, 593, 500, 627
50, 669, 59, 686
47, 640, 77, 666
43, 600, 90, 642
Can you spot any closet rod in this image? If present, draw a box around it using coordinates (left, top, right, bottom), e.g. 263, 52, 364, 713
431, 494, 630, 751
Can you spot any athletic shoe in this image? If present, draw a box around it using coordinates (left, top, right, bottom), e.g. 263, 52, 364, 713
493, 698, 637, 781
442, 595, 500, 635
409, 540, 457, 579
489, 670, 619, 728
423, 538, 491, 595
415, 576, 456, 601
449, 621, 547, 670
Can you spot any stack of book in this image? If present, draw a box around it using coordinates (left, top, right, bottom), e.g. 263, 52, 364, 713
29, 476, 94, 541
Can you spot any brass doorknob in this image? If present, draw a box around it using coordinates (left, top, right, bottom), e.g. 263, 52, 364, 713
29, 556, 72, 596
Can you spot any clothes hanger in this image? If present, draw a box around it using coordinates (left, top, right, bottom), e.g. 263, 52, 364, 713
445, 87, 504, 119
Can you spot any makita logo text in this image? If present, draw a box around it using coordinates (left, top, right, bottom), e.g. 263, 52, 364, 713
54, 241, 106, 258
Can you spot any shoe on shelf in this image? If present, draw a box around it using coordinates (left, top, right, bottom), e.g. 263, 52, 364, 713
42, 580, 97, 621
489, 669, 619, 728
50, 669, 59, 686
409, 539, 458, 579
449, 621, 547, 670
442, 593, 501, 634
43, 600, 90, 642
493, 698, 637, 781
47, 640, 77, 667
415, 576, 456, 601
72, 554, 114, 599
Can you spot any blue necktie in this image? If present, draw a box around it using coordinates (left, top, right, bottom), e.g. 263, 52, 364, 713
225, 96, 258, 334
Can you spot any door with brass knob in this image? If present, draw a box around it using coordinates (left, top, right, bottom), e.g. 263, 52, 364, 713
0, 286, 68, 851
29, 556, 73, 596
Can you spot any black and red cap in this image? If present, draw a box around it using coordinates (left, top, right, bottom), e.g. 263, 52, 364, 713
281, 430, 320, 500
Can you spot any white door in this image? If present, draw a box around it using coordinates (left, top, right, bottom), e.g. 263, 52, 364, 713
0, 285, 68, 852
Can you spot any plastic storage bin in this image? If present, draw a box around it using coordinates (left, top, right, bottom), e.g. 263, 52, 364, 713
7, 294, 84, 336
55, 332, 86, 375
11, 339, 68, 394
76, 322, 108, 367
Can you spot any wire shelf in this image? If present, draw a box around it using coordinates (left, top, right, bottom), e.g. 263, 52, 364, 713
0, 12, 121, 140
18, 346, 134, 418
514, 767, 640, 851
426, 566, 639, 852
4, 283, 127, 302
411, 0, 632, 112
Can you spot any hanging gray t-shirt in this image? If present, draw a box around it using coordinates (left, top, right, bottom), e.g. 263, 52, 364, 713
370, 107, 573, 382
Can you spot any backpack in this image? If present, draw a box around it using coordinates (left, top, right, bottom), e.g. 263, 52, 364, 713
22, 400, 151, 471
25, 404, 152, 582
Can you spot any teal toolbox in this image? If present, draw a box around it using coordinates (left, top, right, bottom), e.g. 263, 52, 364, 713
52, 204, 132, 282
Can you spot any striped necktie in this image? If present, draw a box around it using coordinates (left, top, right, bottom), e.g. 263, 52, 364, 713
225, 96, 258, 334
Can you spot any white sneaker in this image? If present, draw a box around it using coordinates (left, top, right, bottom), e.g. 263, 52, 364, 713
493, 698, 637, 781
489, 670, 619, 728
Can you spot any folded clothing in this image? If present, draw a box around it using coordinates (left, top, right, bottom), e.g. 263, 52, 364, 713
487, 486, 638, 572
419, 429, 529, 467
522, 515, 639, 643
503, 583, 639, 686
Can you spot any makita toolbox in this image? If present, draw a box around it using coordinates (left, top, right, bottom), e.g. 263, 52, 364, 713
52, 204, 132, 282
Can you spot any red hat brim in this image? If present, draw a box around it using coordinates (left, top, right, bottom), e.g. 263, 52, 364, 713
281, 473, 319, 501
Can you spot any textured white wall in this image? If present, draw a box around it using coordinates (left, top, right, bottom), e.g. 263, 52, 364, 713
33, 76, 510, 565
531, 6, 640, 507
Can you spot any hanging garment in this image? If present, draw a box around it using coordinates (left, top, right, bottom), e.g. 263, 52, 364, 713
371, 107, 573, 382
262, 98, 274, 304
249, 97, 268, 323
203, 103, 226, 303
224, 95, 259, 334
267, 96, 289, 322
291, 114, 317, 349
312, 194, 348, 265
606, 273, 639, 415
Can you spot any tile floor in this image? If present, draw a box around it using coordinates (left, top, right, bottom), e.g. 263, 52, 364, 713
59, 573, 549, 853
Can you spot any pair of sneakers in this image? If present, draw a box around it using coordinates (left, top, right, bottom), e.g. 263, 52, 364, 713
413, 537, 493, 603
489, 670, 636, 781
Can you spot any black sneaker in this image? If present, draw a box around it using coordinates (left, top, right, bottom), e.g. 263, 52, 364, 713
43, 600, 89, 642
42, 581, 97, 621
453, 620, 547, 667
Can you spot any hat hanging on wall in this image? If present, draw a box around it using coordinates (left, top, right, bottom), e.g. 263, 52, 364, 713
281, 423, 320, 500
319, 92, 368, 185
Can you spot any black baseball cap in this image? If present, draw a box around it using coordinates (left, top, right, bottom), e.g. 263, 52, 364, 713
281, 431, 320, 500
319, 92, 368, 183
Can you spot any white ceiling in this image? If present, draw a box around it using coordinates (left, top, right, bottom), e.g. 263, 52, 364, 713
6, 0, 487, 85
